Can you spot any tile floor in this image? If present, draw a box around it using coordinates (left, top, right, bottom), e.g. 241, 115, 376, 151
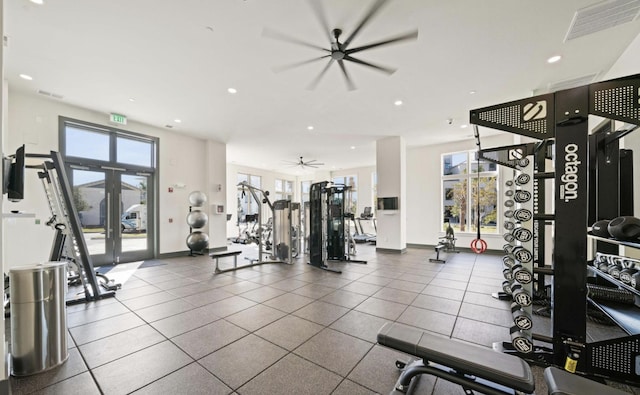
6, 245, 639, 394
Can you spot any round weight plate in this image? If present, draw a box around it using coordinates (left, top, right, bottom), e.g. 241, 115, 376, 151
503, 244, 515, 254
505, 200, 515, 208
505, 180, 514, 187
503, 233, 516, 243
502, 280, 513, 294
503, 268, 513, 281
512, 336, 533, 354
503, 255, 515, 267
504, 221, 516, 231
504, 210, 514, 218
513, 248, 533, 263
505, 190, 514, 197
514, 314, 533, 331
518, 158, 530, 168
514, 209, 532, 222
514, 190, 532, 203
514, 291, 532, 307
512, 228, 533, 242
513, 268, 533, 284
515, 173, 531, 186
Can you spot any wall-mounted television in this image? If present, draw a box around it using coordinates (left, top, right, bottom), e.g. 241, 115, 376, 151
377, 196, 398, 210
4, 145, 25, 202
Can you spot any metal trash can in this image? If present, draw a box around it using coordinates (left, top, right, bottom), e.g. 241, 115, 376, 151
10, 262, 68, 376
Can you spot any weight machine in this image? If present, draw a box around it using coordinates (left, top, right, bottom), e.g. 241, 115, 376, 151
308, 181, 366, 273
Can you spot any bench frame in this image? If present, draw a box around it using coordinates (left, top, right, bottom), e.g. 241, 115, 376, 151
211, 251, 243, 273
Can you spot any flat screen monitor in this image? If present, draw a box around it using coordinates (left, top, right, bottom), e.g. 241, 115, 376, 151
377, 197, 398, 210
7, 145, 25, 202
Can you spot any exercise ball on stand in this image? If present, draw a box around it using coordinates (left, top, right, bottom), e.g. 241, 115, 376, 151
187, 210, 208, 229
187, 231, 209, 252
189, 191, 207, 207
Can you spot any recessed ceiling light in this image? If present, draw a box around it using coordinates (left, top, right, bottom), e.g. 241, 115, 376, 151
394, 100, 403, 106
30, 0, 44, 4
350, 146, 356, 150
128, 98, 136, 102
174, 119, 182, 123
227, 88, 237, 94
307, 125, 314, 131
469, 90, 476, 95
460, 124, 468, 129
547, 55, 562, 64
19, 74, 33, 81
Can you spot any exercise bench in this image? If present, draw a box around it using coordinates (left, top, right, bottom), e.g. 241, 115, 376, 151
377, 322, 534, 394
210, 250, 242, 274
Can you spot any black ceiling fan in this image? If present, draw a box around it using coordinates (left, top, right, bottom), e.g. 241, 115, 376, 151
284, 156, 325, 169
263, 0, 418, 90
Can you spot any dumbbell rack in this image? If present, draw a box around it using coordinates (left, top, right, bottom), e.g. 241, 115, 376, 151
470, 73, 640, 384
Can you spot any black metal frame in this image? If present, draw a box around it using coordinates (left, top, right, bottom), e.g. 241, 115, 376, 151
470, 73, 640, 383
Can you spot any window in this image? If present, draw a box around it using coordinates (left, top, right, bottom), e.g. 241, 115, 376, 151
275, 178, 293, 201
237, 173, 262, 220
332, 175, 357, 214
301, 181, 311, 203
441, 151, 498, 234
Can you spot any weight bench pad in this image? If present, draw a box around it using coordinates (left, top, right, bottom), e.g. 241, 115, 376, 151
544, 367, 628, 395
377, 322, 535, 393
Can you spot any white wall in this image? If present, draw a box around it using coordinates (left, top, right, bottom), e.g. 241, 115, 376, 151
406, 133, 516, 250
4, 89, 227, 264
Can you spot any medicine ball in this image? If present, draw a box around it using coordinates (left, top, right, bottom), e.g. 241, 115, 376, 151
591, 220, 611, 238
608, 216, 640, 241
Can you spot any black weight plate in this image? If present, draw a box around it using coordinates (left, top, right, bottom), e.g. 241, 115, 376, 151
504, 221, 516, 231
512, 336, 533, 354
518, 158, 530, 168
514, 248, 533, 263
514, 314, 533, 331
512, 228, 533, 242
514, 209, 532, 222
513, 268, 532, 284
515, 173, 531, 186
514, 190, 532, 203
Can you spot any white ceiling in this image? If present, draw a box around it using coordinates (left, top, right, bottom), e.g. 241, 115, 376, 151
5, 0, 640, 175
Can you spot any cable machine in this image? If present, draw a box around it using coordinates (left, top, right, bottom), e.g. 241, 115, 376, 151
308, 181, 366, 273
470, 73, 640, 384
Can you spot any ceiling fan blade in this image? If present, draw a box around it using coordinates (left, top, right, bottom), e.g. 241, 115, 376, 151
344, 54, 396, 75
337, 60, 356, 91
307, 0, 333, 43
307, 59, 335, 90
262, 27, 329, 52
272, 55, 331, 73
342, 0, 389, 49
345, 29, 419, 55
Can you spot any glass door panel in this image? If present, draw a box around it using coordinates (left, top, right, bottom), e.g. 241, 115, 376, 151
71, 168, 109, 263
119, 173, 151, 258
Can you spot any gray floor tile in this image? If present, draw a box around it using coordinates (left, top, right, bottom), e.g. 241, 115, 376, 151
181, 288, 235, 307
115, 284, 163, 301
79, 324, 165, 368
153, 276, 199, 290
134, 298, 196, 322
173, 319, 249, 359
70, 312, 146, 345
421, 284, 466, 300
150, 303, 221, 338
207, 295, 257, 317
10, 348, 88, 395
166, 282, 218, 298
332, 379, 378, 395
348, 345, 412, 394
451, 317, 511, 347
341, 281, 383, 296
132, 362, 232, 395
397, 306, 457, 336
458, 302, 513, 327
466, 282, 499, 294
385, 279, 427, 293
330, 310, 391, 343
411, 294, 462, 315
294, 328, 373, 376
292, 283, 336, 299
120, 291, 179, 310
238, 353, 342, 395
354, 297, 408, 321
372, 287, 419, 305
238, 285, 286, 302
428, 278, 468, 291
269, 278, 309, 291
92, 341, 193, 394
357, 274, 394, 286
225, 304, 287, 332
463, 290, 512, 310
219, 280, 264, 295
67, 302, 130, 328
255, 315, 323, 350
35, 371, 100, 395
200, 334, 287, 389
321, 289, 368, 309
263, 292, 315, 313
292, 300, 350, 326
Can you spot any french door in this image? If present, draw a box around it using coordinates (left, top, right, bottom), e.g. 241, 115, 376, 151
69, 165, 154, 265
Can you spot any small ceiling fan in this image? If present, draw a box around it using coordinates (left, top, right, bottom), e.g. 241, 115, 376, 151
263, 0, 418, 90
284, 156, 325, 168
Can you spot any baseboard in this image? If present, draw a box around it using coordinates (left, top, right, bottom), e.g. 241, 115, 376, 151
375, 247, 407, 254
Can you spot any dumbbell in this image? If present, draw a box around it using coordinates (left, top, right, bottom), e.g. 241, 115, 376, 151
514, 190, 532, 203
504, 221, 516, 231
511, 284, 532, 307
512, 246, 533, 263
502, 280, 513, 295
511, 303, 533, 331
512, 265, 533, 284
607, 263, 624, 279
510, 326, 533, 354
513, 208, 532, 223
504, 210, 514, 219
504, 232, 516, 243
503, 244, 515, 254
503, 267, 513, 281
631, 272, 640, 290
503, 255, 515, 268
515, 173, 531, 186
505, 190, 514, 197
505, 180, 514, 187
619, 268, 638, 285
505, 199, 515, 208
512, 227, 533, 242
516, 158, 530, 168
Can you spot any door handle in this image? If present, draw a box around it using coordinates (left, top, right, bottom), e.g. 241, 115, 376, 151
106, 192, 111, 239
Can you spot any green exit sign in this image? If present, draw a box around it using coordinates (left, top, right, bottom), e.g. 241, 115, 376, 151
110, 113, 127, 125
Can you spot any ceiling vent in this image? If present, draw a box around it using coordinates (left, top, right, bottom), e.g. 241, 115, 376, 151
565, 0, 640, 41
547, 73, 599, 92
37, 89, 64, 99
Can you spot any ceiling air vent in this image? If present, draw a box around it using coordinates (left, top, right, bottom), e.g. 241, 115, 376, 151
548, 73, 599, 92
37, 89, 64, 99
565, 0, 640, 41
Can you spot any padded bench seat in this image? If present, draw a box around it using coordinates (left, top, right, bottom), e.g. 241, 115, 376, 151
377, 322, 535, 394
544, 367, 628, 395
